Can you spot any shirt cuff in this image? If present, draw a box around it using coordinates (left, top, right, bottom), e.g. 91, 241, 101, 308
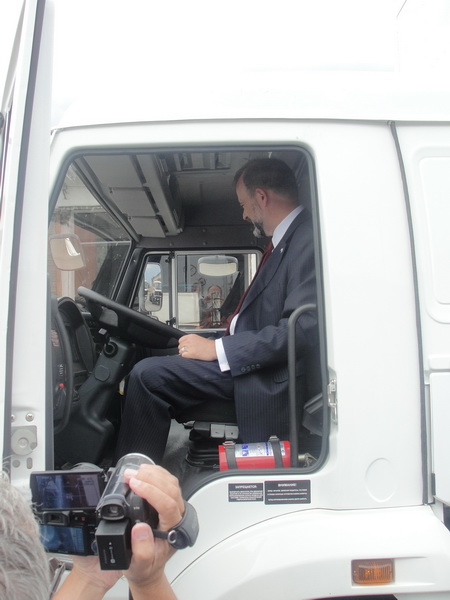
215, 338, 230, 372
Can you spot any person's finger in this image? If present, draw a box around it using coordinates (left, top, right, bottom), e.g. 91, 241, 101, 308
134, 465, 181, 500
124, 465, 183, 517
123, 468, 138, 481
128, 476, 183, 531
125, 522, 175, 591
130, 522, 155, 562
126, 465, 184, 530
124, 466, 178, 494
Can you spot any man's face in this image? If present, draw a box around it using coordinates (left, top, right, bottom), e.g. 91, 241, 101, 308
236, 179, 265, 238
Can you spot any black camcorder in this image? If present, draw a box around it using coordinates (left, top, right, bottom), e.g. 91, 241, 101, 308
95, 453, 158, 569
31, 453, 198, 570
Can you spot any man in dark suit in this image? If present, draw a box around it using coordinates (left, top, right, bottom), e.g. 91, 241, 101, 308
114, 158, 320, 464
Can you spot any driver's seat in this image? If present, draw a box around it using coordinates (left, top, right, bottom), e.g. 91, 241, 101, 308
175, 391, 323, 469
176, 401, 239, 468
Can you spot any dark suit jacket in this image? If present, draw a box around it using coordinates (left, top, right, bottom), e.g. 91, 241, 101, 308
222, 209, 320, 442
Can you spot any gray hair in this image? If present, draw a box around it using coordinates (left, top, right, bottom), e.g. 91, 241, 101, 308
0, 473, 50, 600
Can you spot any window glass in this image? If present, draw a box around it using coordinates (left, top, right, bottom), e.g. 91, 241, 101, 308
48, 166, 132, 304
134, 251, 257, 330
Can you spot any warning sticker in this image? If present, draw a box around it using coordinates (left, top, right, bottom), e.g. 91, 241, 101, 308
227, 481, 311, 504
264, 480, 311, 504
228, 483, 264, 502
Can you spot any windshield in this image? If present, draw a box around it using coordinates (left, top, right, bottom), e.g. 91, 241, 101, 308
48, 164, 132, 304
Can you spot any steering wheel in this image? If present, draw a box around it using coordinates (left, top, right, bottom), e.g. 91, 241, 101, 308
52, 297, 97, 435
77, 286, 183, 348
51, 305, 74, 435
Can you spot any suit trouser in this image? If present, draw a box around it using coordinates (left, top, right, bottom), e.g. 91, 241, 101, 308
114, 355, 235, 464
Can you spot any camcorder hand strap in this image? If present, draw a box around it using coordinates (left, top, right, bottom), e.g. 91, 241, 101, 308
152, 501, 199, 549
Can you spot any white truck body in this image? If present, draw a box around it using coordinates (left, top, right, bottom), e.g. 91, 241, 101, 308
2, 1, 450, 598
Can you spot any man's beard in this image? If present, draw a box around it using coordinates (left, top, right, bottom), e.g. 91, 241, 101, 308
252, 221, 265, 238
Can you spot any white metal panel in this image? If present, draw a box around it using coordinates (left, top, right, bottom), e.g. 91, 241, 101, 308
0, 1, 30, 470
104, 505, 450, 599
49, 0, 450, 129
311, 121, 423, 508
49, 119, 423, 509
0, 0, 54, 490
46, 115, 434, 599
397, 123, 450, 504
420, 157, 450, 305
430, 373, 450, 503
0, 3, 24, 112
170, 505, 450, 600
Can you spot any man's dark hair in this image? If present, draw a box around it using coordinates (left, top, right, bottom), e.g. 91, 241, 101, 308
234, 158, 299, 204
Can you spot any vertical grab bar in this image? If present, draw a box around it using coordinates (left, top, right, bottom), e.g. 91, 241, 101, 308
288, 303, 317, 467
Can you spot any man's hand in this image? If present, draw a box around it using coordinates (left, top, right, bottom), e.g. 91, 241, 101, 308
53, 555, 121, 600
123, 465, 182, 599
178, 334, 217, 361
54, 465, 181, 600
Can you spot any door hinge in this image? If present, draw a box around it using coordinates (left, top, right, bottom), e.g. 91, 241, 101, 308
327, 378, 337, 423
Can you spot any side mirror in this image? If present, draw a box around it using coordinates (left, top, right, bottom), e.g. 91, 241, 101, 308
144, 262, 163, 312
49, 234, 86, 270
198, 255, 238, 277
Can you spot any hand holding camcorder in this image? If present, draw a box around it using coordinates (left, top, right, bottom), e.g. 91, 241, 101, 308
31, 453, 199, 570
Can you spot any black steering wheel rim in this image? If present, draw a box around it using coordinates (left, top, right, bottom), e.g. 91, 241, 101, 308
52, 306, 74, 435
77, 286, 183, 347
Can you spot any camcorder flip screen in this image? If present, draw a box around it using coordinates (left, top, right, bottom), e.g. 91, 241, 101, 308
39, 523, 88, 555
30, 471, 105, 510
31, 469, 105, 556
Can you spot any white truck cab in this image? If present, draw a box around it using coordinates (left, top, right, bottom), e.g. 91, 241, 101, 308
2, 1, 450, 599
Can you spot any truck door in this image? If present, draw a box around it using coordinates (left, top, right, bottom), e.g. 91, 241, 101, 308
0, 0, 53, 479
395, 122, 450, 505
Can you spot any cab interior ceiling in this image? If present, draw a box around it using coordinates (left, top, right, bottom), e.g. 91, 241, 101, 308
71, 148, 310, 248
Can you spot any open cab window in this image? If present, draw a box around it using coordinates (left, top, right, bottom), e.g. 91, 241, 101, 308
47, 146, 325, 476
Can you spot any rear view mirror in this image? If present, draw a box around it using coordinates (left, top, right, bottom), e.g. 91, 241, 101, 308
49, 234, 86, 270
198, 255, 238, 277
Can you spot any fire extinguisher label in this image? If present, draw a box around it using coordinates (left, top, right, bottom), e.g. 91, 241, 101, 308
234, 442, 287, 458
228, 480, 311, 504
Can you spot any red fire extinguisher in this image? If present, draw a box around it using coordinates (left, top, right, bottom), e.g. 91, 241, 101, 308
219, 436, 290, 470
